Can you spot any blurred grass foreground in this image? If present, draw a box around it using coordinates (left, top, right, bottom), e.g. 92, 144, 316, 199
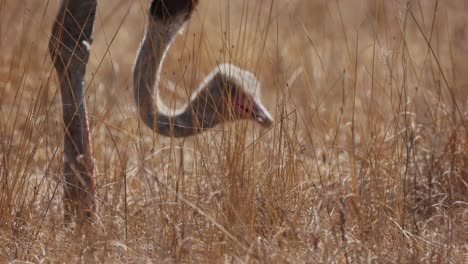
0, 0, 467, 262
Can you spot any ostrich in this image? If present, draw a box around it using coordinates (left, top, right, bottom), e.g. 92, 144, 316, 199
49, 0, 274, 221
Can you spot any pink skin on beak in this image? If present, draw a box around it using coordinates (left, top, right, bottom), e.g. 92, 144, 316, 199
235, 95, 274, 127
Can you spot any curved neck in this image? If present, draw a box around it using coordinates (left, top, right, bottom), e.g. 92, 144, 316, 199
133, 15, 211, 137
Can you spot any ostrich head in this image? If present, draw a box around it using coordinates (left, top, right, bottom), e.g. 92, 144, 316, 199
187, 64, 274, 129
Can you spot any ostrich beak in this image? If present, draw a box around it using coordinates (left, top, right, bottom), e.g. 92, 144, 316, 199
251, 100, 274, 127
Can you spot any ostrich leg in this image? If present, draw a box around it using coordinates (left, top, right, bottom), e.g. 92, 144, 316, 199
49, 0, 97, 222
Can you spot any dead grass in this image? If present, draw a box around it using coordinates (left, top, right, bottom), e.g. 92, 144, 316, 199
0, 0, 467, 262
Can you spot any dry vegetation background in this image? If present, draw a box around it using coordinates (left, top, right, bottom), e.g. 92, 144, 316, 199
1, 0, 467, 262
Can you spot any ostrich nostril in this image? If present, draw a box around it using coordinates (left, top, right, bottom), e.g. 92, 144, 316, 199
252, 103, 274, 128
256, 113, 274, 127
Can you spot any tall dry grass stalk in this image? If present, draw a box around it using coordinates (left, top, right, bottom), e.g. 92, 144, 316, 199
0, 0, 467, 262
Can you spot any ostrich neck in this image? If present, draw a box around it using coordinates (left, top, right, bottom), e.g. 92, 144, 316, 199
133, 19, 207, 138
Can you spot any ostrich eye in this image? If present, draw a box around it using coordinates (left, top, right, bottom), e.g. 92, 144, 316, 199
234, 94, 254, 118
238, 103, 251, 114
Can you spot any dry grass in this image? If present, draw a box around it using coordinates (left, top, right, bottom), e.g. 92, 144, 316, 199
1, 0, 467, 262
